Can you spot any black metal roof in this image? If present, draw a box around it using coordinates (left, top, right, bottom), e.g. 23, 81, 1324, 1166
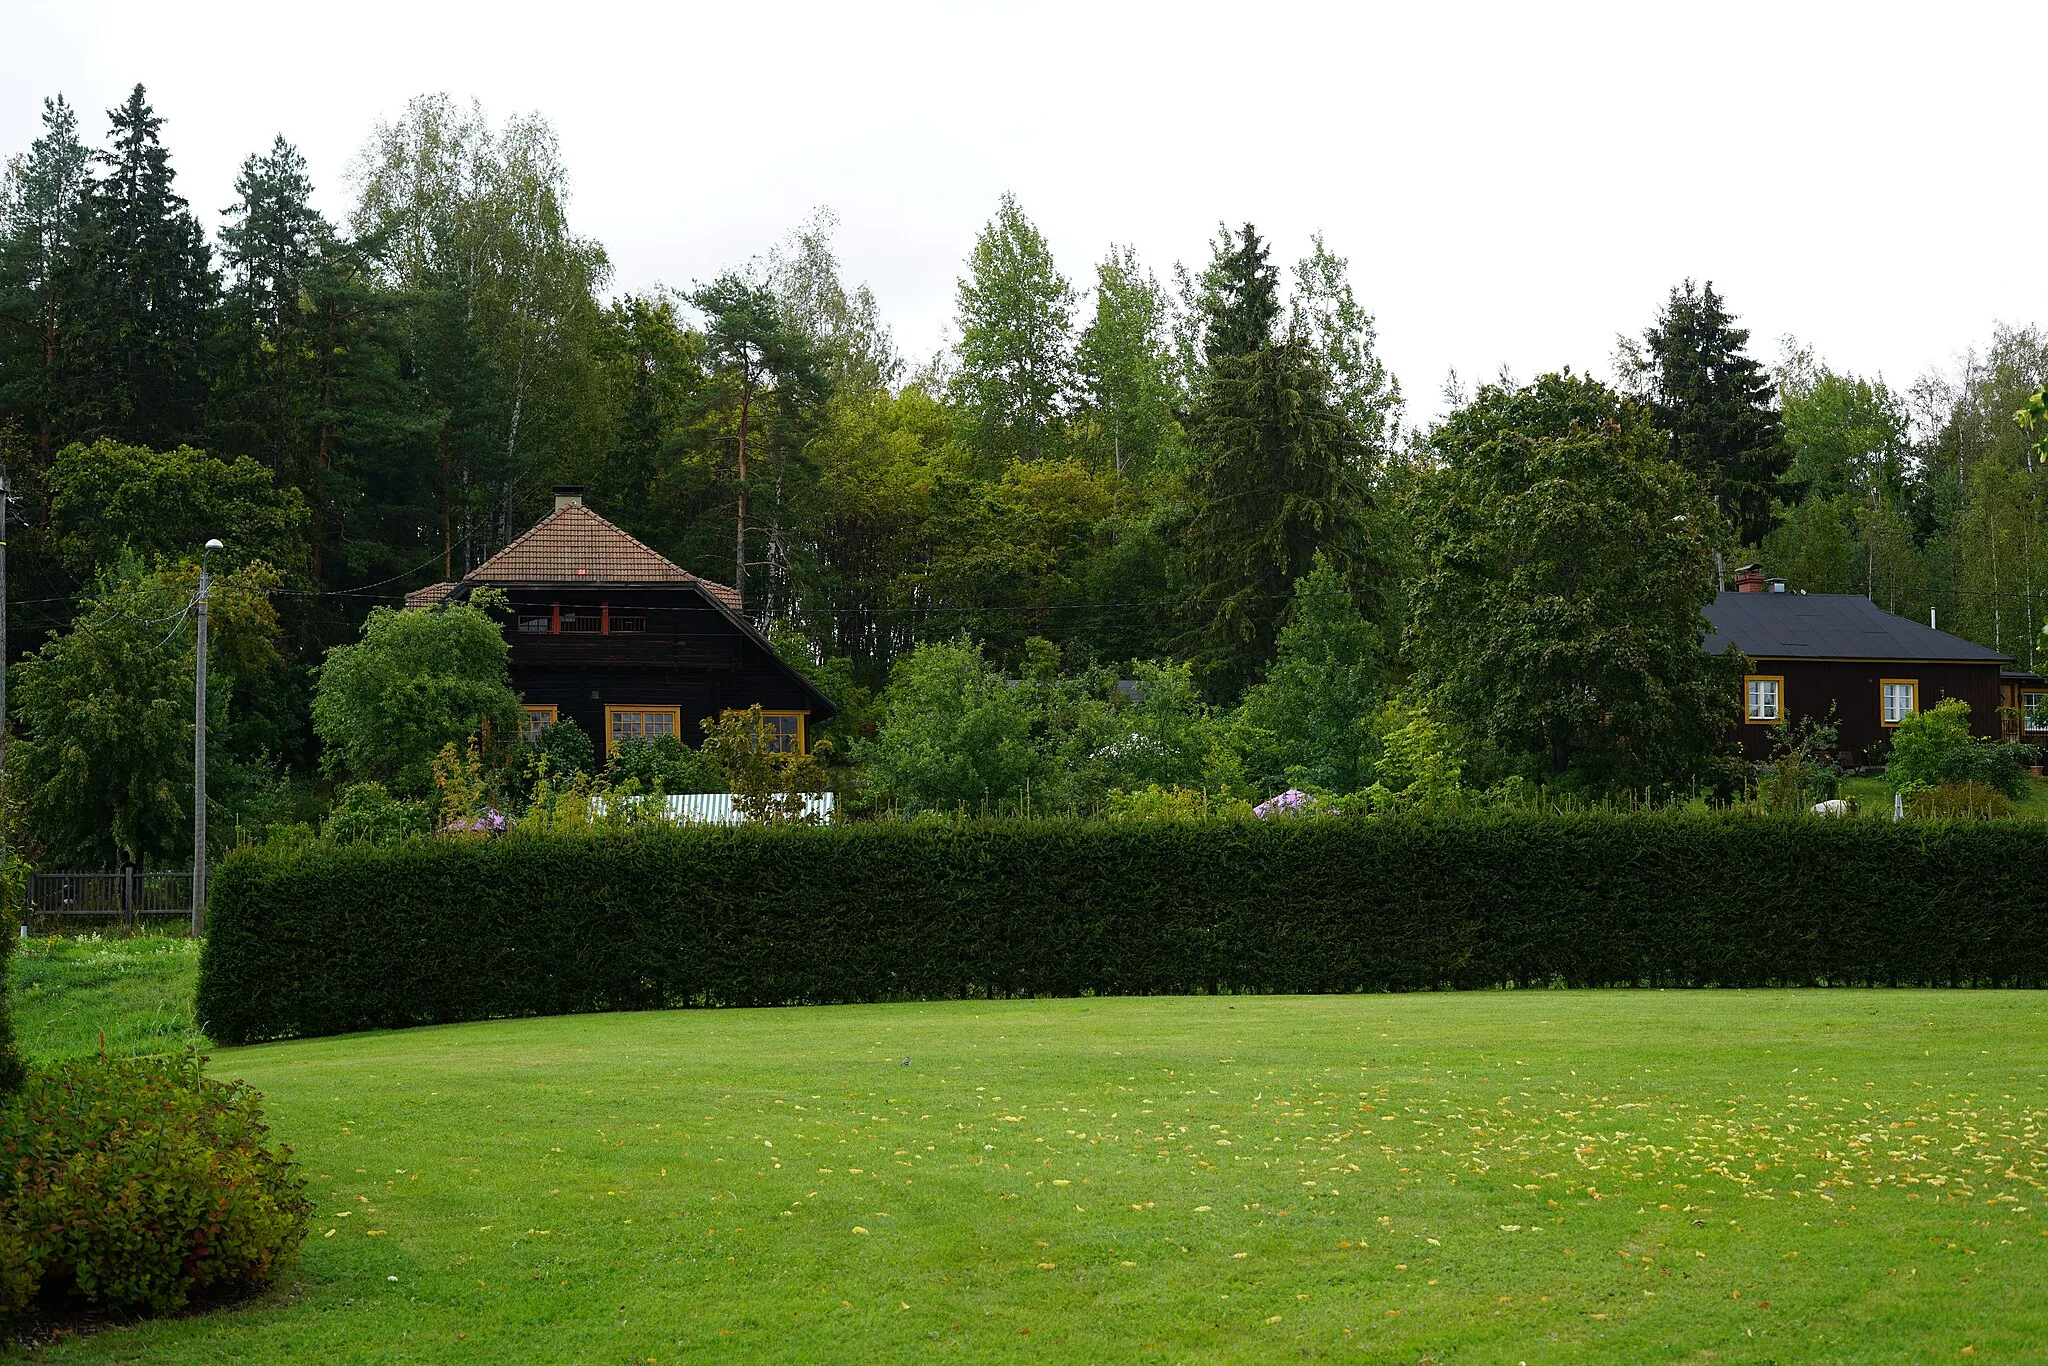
1702, 591, 2011, 663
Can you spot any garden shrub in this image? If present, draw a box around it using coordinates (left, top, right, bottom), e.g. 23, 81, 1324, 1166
0, 1052, 310, 1319
605, 734, 721, 794
1886, 699, 2031, 798
199, 812, 2048, 1046
529, 716, 597, 780
320, 782, 430, 844
1905, 781, 2016, 820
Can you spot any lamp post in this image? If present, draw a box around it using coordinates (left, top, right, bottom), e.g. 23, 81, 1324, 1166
192, 538, 222, 938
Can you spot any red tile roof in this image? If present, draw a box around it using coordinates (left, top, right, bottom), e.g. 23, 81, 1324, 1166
469, 503, 695, 585
404, 581, 459, 610
410, 502, 743, 608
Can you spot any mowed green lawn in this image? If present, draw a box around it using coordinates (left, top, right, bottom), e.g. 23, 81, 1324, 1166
11, 987, 2042, 1363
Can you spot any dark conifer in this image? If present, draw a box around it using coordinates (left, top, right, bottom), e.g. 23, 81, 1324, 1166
63, 84, 217, 448
1179, 225, 1375, 699
1633, 280, 1788, 546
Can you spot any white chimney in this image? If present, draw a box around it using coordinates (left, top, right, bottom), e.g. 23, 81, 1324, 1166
553, 485, 585, 512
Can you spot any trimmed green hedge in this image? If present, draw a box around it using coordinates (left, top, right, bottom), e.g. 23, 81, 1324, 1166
197, 814, 2048, 1045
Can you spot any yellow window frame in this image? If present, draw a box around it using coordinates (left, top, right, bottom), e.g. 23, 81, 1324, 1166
760, 710, 808, 755
1744, 674, 1785, 725
1879, 678, 1918, 728
520, 704, 558, 744
605, 705, 682, 754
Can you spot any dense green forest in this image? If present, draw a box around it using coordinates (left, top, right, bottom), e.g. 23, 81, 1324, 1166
3, 86, 2045, 859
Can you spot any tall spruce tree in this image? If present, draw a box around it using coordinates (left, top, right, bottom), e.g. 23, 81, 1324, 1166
64, 85, 216, 449
1628, 280, 1787, 546
0, 95, 93, 467
950, 193, 1075, 464
1179, 225, 1374, 699
216, 136, 329, 480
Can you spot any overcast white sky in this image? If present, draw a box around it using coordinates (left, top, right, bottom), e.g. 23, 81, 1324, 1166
7, 0, 2041, 422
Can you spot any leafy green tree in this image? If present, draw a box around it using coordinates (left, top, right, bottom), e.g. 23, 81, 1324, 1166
1777, 344, 1910, 503
311, 594, 523, 795
1066, 658, 1236, 797
767, 206, 900, 395
1406, 371, 1739, 786
45, 438, 308, 581
1075, 244, 1179, 478
351, 95, 609, 578
1234, 553, 1383, 793
8, 554, 280, 866
854, 637, 1048, 813
63, 85, 217, 449
1623, 280, 1787, 546
1290, 233, 1402, 462
1179, 225, 1375, 699
0, 95, 93, 466
950, 193, 1075, 464
8, 556, 195, 865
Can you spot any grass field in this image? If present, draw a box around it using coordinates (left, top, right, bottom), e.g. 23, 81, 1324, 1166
5, 985, 2041, 1363
9, 933, 206, 1064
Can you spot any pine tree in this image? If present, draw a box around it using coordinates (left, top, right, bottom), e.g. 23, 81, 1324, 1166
950, 193, 1075, 463
1629, 280, 1787, 546
62, 85, 217, 449
691, 273, 829, 611
0, 95, 93, 466
1179, 225, 1375, 699
216, 135, 329, 478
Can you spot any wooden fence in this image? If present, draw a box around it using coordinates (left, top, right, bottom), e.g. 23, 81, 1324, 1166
26, 869, 194, 930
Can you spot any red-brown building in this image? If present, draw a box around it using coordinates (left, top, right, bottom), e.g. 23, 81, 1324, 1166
1703, 567, 2012, 765
406, 489, 834, 757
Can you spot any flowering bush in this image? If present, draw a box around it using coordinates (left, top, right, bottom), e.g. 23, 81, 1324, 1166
1253, 789, 1334, 819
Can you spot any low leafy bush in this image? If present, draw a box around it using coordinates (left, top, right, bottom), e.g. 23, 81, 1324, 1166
320, 781, 430, 844
1886, 699, 2032, 798
200, 813, 2048, 1045
605, 734, 722, 794
1905, 781, 2016, 820
0, 1052, 310, 1321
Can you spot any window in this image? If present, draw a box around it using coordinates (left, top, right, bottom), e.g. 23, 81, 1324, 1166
559, 610, 603, 634
760, 711, 807, 754
517, 614, 551, 634
521, 705, 558, 744
607, 706, 680, 753
1744, 675, 1783, 724
2025, 690, 2048, 735
1881, 679, 1918, 727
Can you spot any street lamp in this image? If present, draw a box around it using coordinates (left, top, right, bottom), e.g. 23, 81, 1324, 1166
192, 538, 222, 938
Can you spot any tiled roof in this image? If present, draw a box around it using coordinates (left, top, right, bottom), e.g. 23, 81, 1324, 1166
404, 581, 458, 609
404, 502, 744, 612
1703, 591, 2011, 663
467, 504, 697, 585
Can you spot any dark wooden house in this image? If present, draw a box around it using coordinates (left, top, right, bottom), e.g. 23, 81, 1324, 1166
1702, 567, 2009, 765
405, 489, 834, 756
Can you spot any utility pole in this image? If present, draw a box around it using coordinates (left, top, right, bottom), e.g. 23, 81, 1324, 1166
192, 538, 221, 938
